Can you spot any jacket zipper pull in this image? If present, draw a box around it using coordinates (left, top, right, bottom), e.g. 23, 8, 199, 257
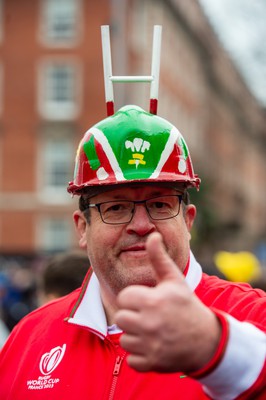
113, 356, 123, 375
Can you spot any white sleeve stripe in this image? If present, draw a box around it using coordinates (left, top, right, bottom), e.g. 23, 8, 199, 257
199, 316, 266, 400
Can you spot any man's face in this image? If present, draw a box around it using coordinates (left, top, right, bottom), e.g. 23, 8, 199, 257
74, 185, 196, 298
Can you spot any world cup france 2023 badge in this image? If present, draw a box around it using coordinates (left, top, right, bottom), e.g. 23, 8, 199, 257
26, 344, 66, 391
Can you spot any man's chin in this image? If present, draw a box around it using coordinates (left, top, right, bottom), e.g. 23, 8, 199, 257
120, 266, 157, 288
114, 253, 157, 288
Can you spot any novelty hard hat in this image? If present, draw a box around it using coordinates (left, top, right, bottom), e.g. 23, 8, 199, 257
67, 105, 200, 195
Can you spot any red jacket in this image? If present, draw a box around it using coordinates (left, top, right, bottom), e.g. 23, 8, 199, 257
0, 253, 265, 399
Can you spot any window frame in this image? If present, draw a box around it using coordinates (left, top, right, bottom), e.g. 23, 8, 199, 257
38, 0, 82, 47
37, 57, 82, 120
37, 125, 75, 203
36, 216, 73, 252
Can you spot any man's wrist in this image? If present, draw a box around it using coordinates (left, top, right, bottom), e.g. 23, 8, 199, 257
189, 310, 229, 378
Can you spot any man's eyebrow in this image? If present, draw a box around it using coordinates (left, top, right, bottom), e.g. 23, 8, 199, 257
104, 190, 180, 201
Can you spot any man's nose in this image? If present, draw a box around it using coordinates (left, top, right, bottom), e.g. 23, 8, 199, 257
125, 204, 156, 236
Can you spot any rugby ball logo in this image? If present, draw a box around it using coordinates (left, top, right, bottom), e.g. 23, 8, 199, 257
39, 344, 66, 375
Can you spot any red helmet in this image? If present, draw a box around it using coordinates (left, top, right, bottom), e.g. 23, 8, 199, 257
68, 105, 200, 194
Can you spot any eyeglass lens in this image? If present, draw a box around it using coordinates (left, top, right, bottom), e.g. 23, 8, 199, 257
99, 195, 181, 224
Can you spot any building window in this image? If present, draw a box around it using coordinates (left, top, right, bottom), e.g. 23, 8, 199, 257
44, 138, 72, 188
38, 60, 81, 120
38, 217, 72, 252
39, 133, 74, 201
39, 0, 82, 46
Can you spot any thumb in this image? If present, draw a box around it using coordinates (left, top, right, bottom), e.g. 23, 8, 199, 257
146, 232, 184, 283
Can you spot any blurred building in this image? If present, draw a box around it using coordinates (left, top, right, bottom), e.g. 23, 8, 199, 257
0, 0, 265, 260
0, 0, 108, 254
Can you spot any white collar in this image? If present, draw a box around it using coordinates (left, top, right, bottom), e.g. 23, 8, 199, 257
67, 251, 202, 338
186, 251, 203, 291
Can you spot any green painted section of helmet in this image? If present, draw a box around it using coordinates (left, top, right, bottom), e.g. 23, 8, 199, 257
84, 136, 101, 171
179, 137, 189, 160
83, 105, 173, 180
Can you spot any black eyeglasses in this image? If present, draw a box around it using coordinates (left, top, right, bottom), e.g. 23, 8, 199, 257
86, 195, 183, 225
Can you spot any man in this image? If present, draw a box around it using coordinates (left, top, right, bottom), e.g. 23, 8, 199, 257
0, 105, 265, 399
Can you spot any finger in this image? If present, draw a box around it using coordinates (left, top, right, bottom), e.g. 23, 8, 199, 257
146, 232, 183, 282
115, 309, 140, 334
126, 354, 151, 372
117, 285, 152, 310
120, 333, 145, 355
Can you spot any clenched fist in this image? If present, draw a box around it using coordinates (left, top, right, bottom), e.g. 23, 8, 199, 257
115, 232, 221, 374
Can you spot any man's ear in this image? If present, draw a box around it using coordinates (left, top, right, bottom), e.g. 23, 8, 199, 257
73, 210, 87, 249
184, 204, 196, 232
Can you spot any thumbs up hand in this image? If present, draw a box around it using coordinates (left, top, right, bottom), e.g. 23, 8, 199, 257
115, 232, 221, 373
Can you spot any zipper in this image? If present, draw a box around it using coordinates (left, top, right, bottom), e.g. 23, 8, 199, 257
108, 353, 125, 400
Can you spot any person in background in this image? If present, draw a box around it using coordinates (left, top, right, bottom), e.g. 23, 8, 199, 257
0, 105, 265, 399
0, 274, 10, 349
38, 251, 89, 306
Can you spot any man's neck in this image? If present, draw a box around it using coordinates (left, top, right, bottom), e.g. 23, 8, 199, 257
100, 287, 119, 326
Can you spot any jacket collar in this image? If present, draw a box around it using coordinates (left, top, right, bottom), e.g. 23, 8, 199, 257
67, 251, 202, 338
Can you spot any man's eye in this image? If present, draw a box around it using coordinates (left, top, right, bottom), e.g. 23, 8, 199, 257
155, 202, 167, 209
148, 200, 174, 212
110, 204, 123, 211
105, 203, 128, 212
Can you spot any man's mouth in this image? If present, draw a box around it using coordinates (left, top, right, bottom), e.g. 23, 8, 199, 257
122, 244, 146, 252
119, 244, 147, 257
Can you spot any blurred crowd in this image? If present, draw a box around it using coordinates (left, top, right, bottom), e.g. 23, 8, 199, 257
0, 251, 89, 348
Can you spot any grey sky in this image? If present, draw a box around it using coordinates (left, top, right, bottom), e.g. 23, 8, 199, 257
198, 0, 266, 107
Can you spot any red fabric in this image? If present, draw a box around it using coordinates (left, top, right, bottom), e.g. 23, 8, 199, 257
189, 310, 229, 379
195, 273, 266, 333
0, 273, 265, 399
